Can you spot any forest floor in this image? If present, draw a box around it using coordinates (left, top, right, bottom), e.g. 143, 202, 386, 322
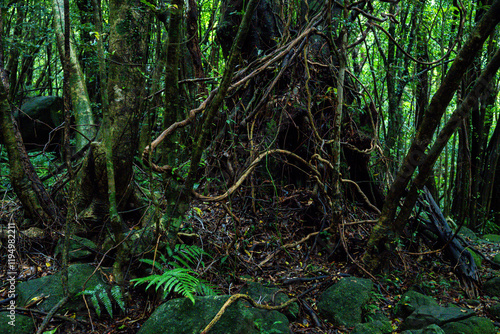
2, 185, 500, 333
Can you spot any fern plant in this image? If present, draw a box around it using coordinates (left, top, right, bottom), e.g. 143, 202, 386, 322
131, 244, 217, 304
78, 284, 125, 318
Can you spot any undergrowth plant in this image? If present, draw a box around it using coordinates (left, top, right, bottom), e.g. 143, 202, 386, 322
131, 244, 217, 304
78, 284, 125, 318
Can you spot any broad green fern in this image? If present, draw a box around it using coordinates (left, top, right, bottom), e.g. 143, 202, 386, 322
131, 244, 217, 304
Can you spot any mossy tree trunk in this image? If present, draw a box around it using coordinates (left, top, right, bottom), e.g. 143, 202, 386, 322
52, 0, 96, 151
162, 0, 184, 164
0, 64, 62, 225
69, 0, 150, 284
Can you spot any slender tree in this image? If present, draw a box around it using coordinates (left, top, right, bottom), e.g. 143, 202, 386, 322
364, 0, 500, 270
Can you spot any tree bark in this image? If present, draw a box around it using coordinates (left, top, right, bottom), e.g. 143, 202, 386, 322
162, 0, 184, 164
0, 63, 62, 225
51, 0, 95, 151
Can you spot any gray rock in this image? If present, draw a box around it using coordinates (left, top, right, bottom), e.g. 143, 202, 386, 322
0, 312, 35, 334
16, 263, 108, 313
137, 295, 289, 334
240, 281, 299, 320
440, 316, 495, 334
395, 290, 439, 319
401, 305, 474, 330
351, 320, 392, 334
482, 277, 500, 297
317, 276, 373, 327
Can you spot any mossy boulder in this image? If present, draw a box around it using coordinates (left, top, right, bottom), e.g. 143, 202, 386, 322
137, 295, 289, 334
395, 291, 439, 319
400, 324, 445, 334
16, 263, 108, 313
351, 320, 392, 334
317, 276, 374, 327
440, 316, 495, 334
400, 305, 474, 331
240, 281, 299, 320
483, 234, 500, 243
482, 277, 500, 297
0, 312, 35, 334
487, 303, 500, 320
457, 227, 477, 240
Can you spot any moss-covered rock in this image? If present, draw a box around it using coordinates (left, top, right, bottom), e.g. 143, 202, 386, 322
483, 234, 500, 243
351, 320, 392, 334
400, 305, 474, 331
400, 324, 445, 334
137, 295, 289, 334
440, 316, 495, 334
482, 277, 500, 298
317, 276, 374, 327
457, 227, 478, 240
16, 263, 108, 313
240, 281, 299, 320
395, 290, 439, 319
0, 312, 35, 334
487, 303, 500, 320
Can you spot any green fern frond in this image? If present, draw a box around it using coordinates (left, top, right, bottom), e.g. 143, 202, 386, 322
90, 293, 101, 317
111, 286, 126, 312
98, 286, 113, 318
78, 283, 125, 318
195, 281, 218, 296
139, 257, 165, 271
172, 255, 192, 269
132, 244, 216, 305
132, 267, 200, 304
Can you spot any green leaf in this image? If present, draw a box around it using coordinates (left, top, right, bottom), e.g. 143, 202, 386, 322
139, 0, 156, 10
42, 326, 59, 334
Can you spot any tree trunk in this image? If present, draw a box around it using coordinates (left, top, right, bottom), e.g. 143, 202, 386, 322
363, 0, 500, 271
52, 0, 95, 151
0, 64, 62, 225
156, 0, 260, 248
162, 0, 184, 164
